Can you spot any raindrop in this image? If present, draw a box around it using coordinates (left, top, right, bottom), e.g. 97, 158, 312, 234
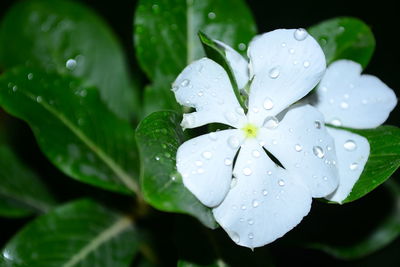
326, 145, 332, 151
228, 136, 240, 149
247, 219, 254, 225
350, 162, 358, 170
208, 132, 218, 141
267, 171, 272, 175
248, 233, 254, 239
289, 48, 295, 54
197, 168, 205, 174
238, 43, 246, 51
231, 232, 240, 243
12, 86, 18, 92
252, 199, 260, 207
224, 158, 232, 166
243, 167, 252, 176
224, 111, 238, 124
323, 176, 328, 181
197, 91, 204, 97
171, 175, 177, 181
269, 67, 280, 79
263, 116, 279, 129
252, 150, 260, 158
155, 156, 160, 161
294, 144, 302, 152
235, 107, 245, 115
340, 102, 349, 109
171, 85, 179, 92
208, 12, 216, 19
313, 146, 325, 159
66, 59, 77, 70
241, 205, 247, 210
27, 73, 34, 80
262, 189, 268, 196
195, 160, 203, 166
202, 151, 212, 159
319, 37, 328, 46
331, 118, 342, 126
263, 97, 274, 110
180, 79, 190, 87
294, 28, 308, 41
230, 177, 237, 188
278, 179, 285, 186
314, 120, 322, 129
281, 42, 287, 47
344, 140, 357, 151
36, 96, 43, 103
303, 61, 310, 68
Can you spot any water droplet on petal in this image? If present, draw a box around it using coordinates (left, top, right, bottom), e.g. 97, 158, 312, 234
252, 150, 260, 158
263, 97, 274, 110
252, 199, 259, 207
313, 146, 325, 159
294, 144, 302, 152
197, 91, 204, 97
228, 136, 240, 149
224, 158, 232, 166
294, 28, 308, 41
235, 107, 245, 115
340, 101, 349, 109
224, 111, 238, 124
267, 171, 272, 175
278, 179, 285, 186
202, 151, 212, 159
195, 160, 203, 166
181, 114, 195, 128
230, 232, 240, 243
262, 190, 268, 196
243, 167, 252, 176
197, 168, 205, 174
289, 48, 295, 54
180, 79, 190, 87
248, 233, 254, 239
230, 177, 237, 188
241, 205, 247, 210
263, 116, 279, 129
208, 132, 218, 141
314, 120, 322, 129
350, 162, 358, 170
331, 118, 342, 126
269, 67, 280, 79
344, 140, 357, 151
303, 61, 310, 68
247, 218, 254, 225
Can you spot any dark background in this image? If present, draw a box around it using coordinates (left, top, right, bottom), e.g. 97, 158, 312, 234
0, 0, 399, 266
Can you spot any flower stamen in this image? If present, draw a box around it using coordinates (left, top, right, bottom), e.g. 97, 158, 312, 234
242, 123, 259, 138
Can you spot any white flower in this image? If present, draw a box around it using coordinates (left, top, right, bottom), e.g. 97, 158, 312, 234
172, 29, 343, 249
311, 60, 397, 202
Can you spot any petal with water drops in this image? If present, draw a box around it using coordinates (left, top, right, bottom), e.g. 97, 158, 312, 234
173, 58, 247, 129
177, 129, 244, 207
246, 29, 326, 125
259, 105, 339, 198
325, 127, 370, 203
214, 40, 249, 89
213, 139, 311, 249
313, 60, 397, 129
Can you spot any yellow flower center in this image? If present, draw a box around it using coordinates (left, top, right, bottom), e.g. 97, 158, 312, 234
242, 123, 259, 138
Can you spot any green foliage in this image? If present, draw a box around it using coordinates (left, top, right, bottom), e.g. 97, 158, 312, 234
136, 111, 217, 228
0, 67, 139, 195
0, 0, 139, 120
308, 17, 375, 68
0, 199, 139, 266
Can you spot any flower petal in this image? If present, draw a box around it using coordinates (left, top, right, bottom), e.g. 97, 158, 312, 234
246, 29, 326, 126
325, 127, 370, 203
173, 58, 247, 128
177, 129, 245, 207
313, 60, 397, 129
213, 139, 311, 249
214, 40, 249, 89
259, 105, 339, 197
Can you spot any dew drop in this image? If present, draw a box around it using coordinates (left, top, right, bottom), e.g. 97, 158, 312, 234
243, 167, 252, 176
294, 28, 308, 41
230, 232, 240, 243
294, 144, 302, 152
340, 101, 349, 109
281, 42, 287, 47
289, 48, 295, 54
323, 176, 328, 181
238, 43, 246, 51
344, 140, 357, 151
303, 61, 310, 68
326, 145, 332, 151
252, 199, 260, 207
66, 59, 77, 70
314, 120, 322, 129
195, 160, 203, 166
27, 73, 34, 80
208, 12, 216, 19
228, 136, 240, 149
252, 150, 260, 158
269, 67, 280, 79
241, 205, 247, 210
263, 116, 279, 129
262, 189, 268, 196
197, 91, 204, 97
224, 111, 238, 124
247, 218, 254, 225
313, 146, 325, 159
331, 118, 342, 126
197, 168, 205, 174
12, 85, 18, 92
155, 156, 160, 161
235, 107, 245, 115
350, 162, 358, 170
230, 177, 238, 188
248, 233, 254, 239
224, 158, 232, 166
36, 96, 43, 103
278, 179, 285, 186
208, 132, 218, 141
263, 97, 274, 110
180, 79, 190, 87
202, 151, 212, 159
267, 171, 272, 175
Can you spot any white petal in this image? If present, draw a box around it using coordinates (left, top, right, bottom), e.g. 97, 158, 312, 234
246, 29, 326, 126
213, 139, 311, 249
177, 129, 245, 207
214, 40, 249, 89
325, 128, 370, 203
259, 105, 339, 197
173, 58, 247, 128
314, 60, 397, 129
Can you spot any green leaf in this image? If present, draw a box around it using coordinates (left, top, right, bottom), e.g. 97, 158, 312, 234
136, 111, 217, 228
343, 126, 400, 203
0, 144, 56, 217
0, 67, 139, 195
308, 180, 400, 259
134, 0, 256, 113
308, 17, 375, 68
0, 199, 139, 266
0, 0, 139, 120
198, 31, 246, 111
